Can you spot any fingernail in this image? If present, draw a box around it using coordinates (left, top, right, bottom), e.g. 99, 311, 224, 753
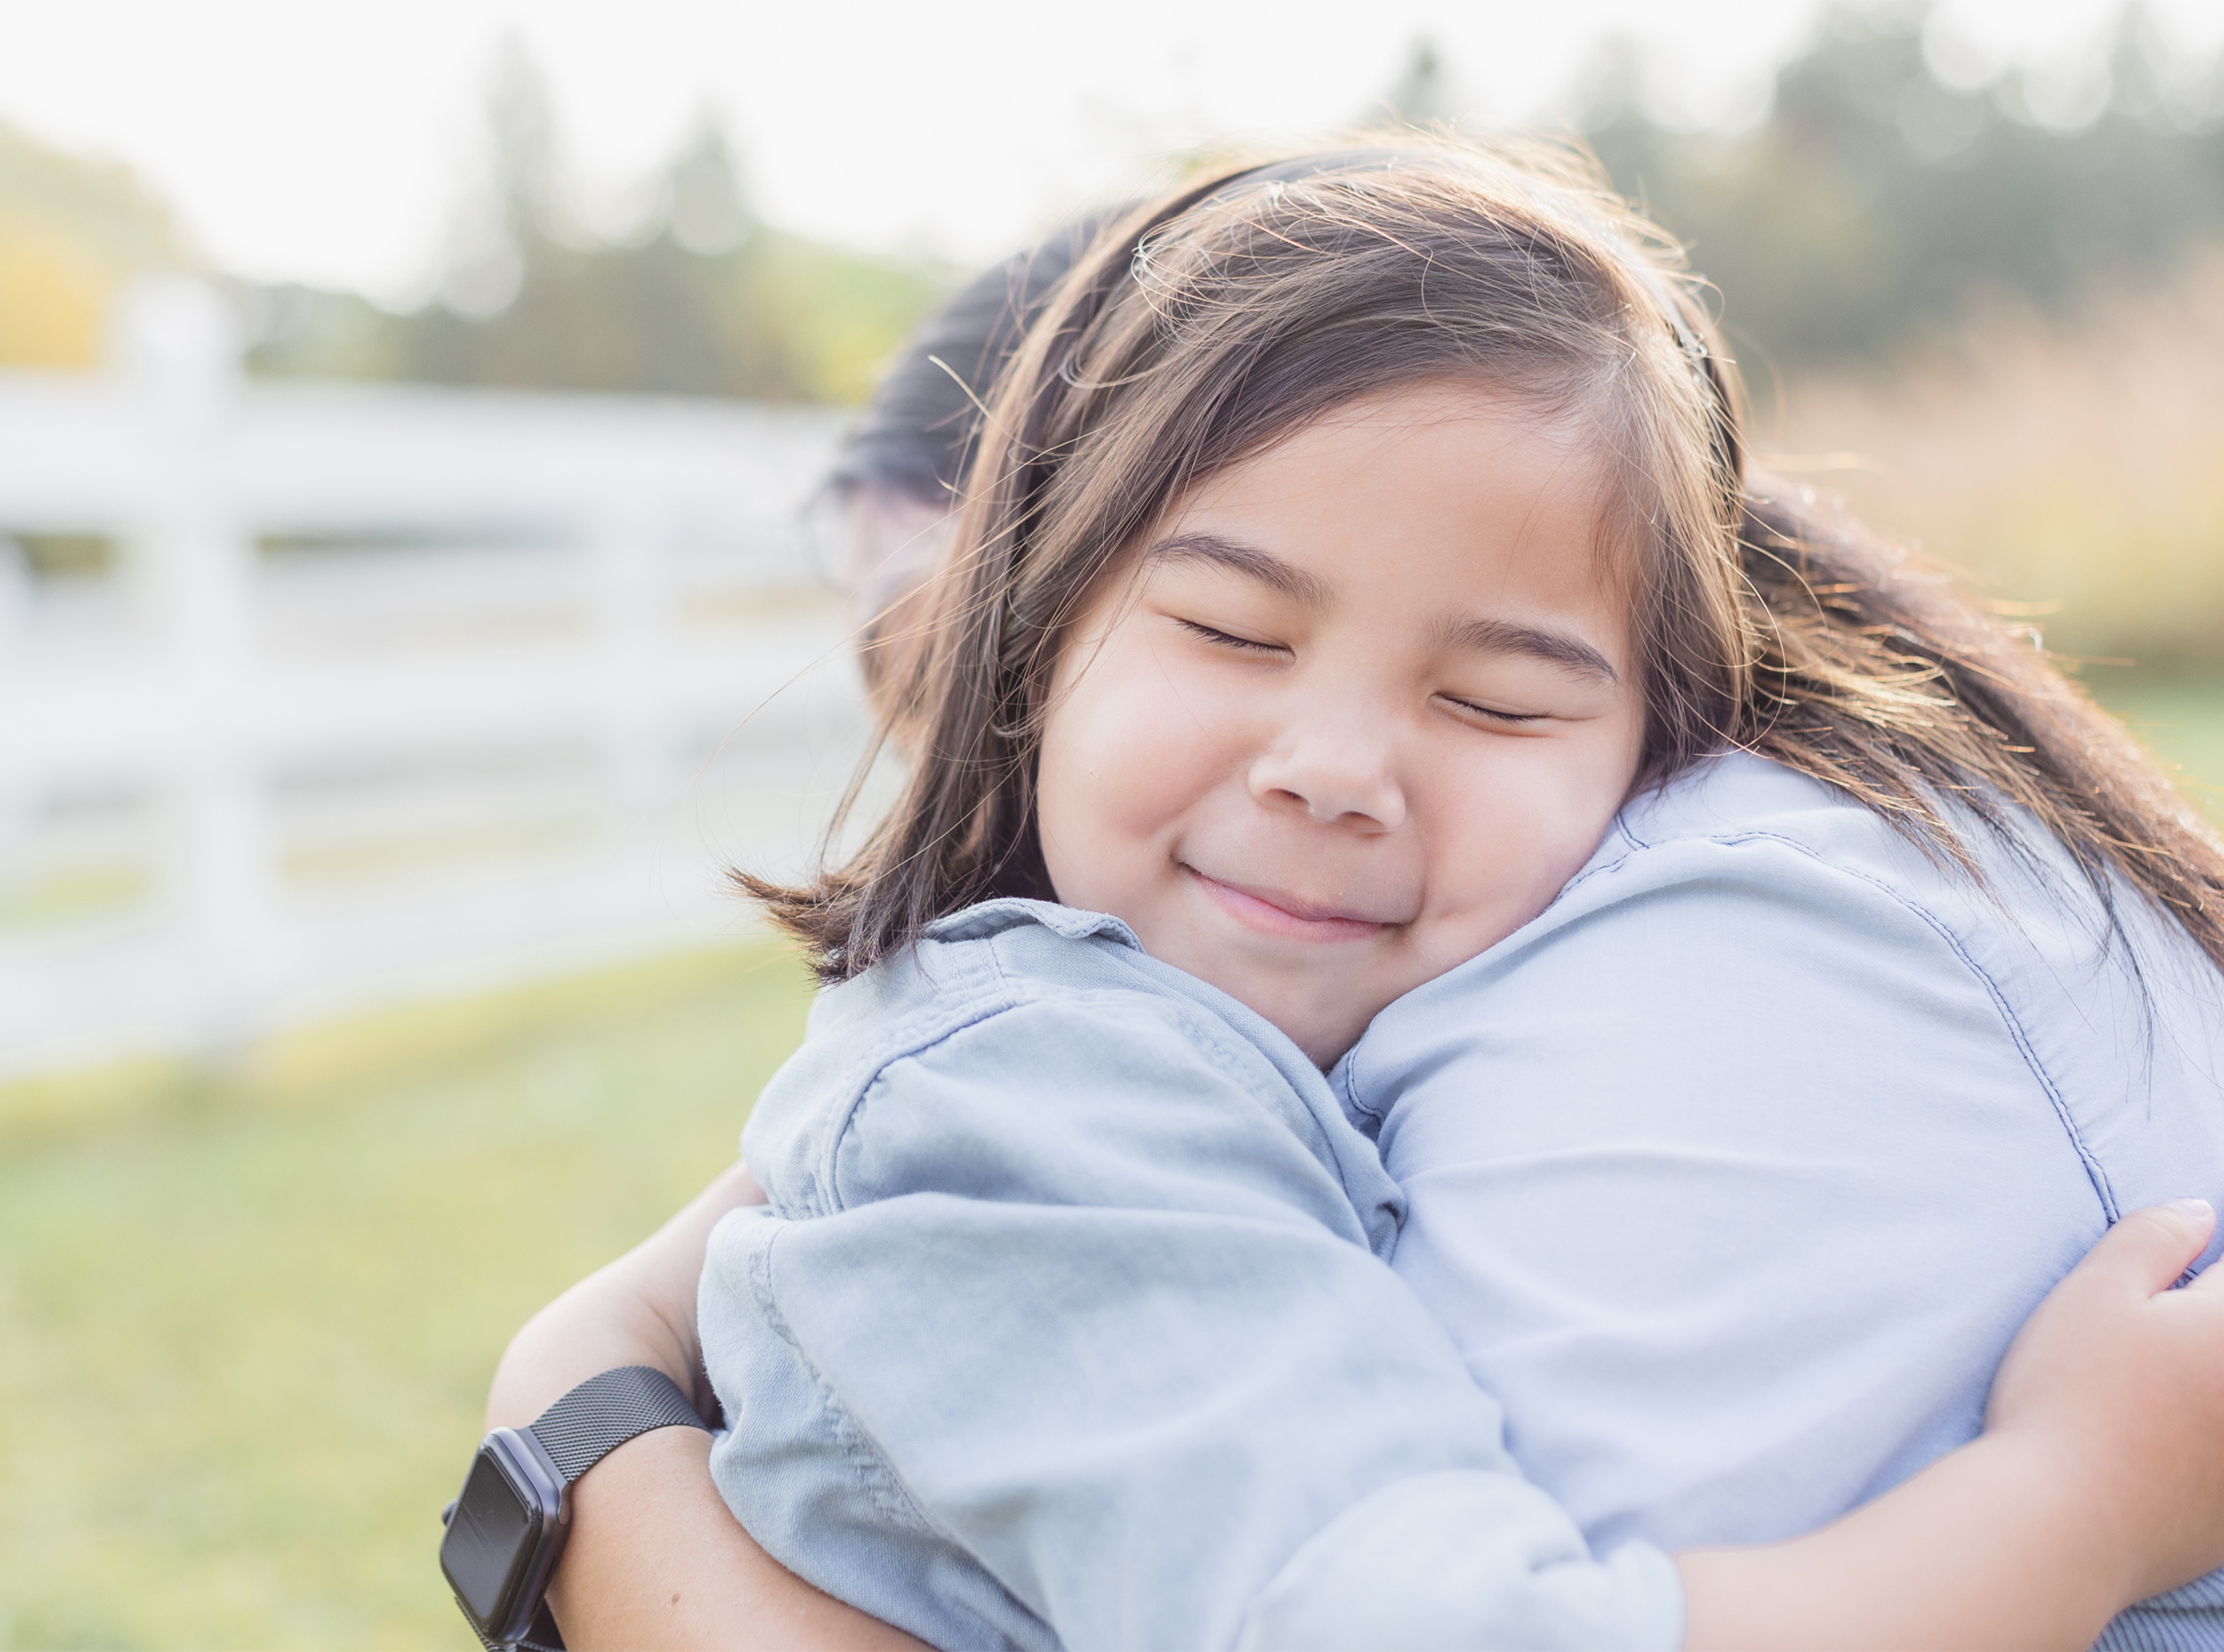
2167, 1197, 2213, 1221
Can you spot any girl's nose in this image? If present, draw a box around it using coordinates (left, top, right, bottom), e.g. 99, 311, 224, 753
1246, 726, 1407, 831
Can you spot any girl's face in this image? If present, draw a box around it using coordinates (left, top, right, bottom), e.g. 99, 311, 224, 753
1035, 380, 1645, 1066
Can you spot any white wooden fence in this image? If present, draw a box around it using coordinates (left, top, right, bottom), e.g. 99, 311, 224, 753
0, 278, 869, 1082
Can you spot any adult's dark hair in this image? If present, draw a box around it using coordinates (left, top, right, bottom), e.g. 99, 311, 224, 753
831, 215, 1110, 509
747, 133, 2224, 987
829, 215, 1111, 698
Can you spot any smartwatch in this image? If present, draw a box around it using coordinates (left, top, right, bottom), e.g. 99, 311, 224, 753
439, 1366, 710, 1651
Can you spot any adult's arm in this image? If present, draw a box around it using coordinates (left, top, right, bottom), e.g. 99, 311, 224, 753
484, 1163, 924, 1652
510, 1167, 2224, 1652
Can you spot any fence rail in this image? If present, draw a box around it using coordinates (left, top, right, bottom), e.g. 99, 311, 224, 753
0, 278, 866, 1082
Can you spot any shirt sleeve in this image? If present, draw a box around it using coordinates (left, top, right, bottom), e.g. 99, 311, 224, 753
701, 991, 1683, 1652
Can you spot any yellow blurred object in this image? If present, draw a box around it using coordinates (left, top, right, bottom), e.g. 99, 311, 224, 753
0, 209, 113, 367
0, 118, 187, 369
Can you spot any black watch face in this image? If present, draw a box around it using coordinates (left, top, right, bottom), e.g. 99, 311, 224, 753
442, 1447, 542, 1626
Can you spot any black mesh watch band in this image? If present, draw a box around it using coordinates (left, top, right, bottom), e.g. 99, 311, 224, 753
527, 1365, 709, 1483
455, 1366, 712, 1652
468, 1601, 565, 1652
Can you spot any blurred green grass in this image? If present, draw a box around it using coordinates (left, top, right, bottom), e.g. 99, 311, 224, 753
5, 683, 2224, 1650
0, 939, 814, 1651
2095, 676, 2224, 824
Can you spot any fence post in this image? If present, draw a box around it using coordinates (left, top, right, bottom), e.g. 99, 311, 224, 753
113, 277, 276, 1056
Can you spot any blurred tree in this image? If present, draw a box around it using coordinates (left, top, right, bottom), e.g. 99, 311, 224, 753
1376, 36, 1463, 128
1570, 2, 2224, 379
0, 121, 187, 368
249, 43, 947, 404
254, 4, 2224, 402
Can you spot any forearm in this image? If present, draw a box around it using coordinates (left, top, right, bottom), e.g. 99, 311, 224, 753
546, 1426, 923, 1652
485, 1163, 924, 1652
1679, 1432, 2127, 1652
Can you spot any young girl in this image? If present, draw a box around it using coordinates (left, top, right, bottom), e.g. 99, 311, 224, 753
489, 139, 2224, 1649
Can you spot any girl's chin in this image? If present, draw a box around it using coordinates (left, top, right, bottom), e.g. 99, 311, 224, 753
1204, 970, 1380, 1063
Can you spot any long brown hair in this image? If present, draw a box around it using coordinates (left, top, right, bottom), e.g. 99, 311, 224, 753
748, 135, 2224, 984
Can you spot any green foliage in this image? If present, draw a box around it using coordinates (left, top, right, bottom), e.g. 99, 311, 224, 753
0, 118, 184, 275
247, 47, 948, 404
249, 8, 2224, 404
238, 283, 407, 383
11, 531, 113, 577
1376, 36, 1461, 129
368, 225, 945, 405
1576, 4, 2224, 375
750, 231, 963, 407
0, 941, 815, 1649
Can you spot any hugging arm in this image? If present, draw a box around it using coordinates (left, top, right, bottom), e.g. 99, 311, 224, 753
505, 1164, 2224, 1652
484, 1163, 923, 1652
714, 988, 2224, 1650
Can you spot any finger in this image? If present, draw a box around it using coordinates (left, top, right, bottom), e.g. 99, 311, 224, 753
2076, 1200, 2216, 1298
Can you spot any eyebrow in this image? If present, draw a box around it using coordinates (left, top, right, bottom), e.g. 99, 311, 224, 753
1141, 532, 1334, 609
1440, 616, 1620, 685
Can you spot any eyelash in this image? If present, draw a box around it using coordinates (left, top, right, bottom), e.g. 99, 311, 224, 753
1176, 618, 1285, 655
1441, 697, 1551, 726
1178, 618, 1553, 727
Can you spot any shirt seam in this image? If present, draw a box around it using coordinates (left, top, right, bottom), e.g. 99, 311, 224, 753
745, 1219, 955, 1542
812, 945, 1024, 1216
1145, 995, 1342, 1169
1546, 811, 1649, 901
1076, 950, 1395, 1239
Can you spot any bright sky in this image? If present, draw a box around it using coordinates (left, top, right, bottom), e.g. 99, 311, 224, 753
3, 0, 2218, 304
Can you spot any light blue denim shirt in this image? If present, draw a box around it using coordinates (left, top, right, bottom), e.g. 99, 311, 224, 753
1342, 750, 2224, 1652
699, 899, 1682, 1652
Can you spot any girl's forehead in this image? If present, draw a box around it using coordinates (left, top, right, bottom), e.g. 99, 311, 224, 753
1175, 382, 1613, 529
1158, 406, 1615, 586
1189, 376, 1604, 496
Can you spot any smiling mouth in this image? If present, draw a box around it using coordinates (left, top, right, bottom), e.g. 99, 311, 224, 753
1181, 866, 1395, 943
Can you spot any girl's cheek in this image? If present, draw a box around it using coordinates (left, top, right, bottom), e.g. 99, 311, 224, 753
1104, 654, 1247, 778
1043, 647, 1228, 847
1432, 739, 1631, 929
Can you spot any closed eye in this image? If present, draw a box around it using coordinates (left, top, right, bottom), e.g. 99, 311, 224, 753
1439, 694, 1551, 726
1175, 617, 1288, 656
